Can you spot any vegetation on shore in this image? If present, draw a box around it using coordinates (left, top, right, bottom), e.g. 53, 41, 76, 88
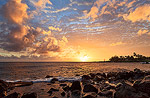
109, 52, 150, 62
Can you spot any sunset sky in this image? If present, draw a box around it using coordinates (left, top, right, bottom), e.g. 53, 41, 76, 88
0, 0, 150, 61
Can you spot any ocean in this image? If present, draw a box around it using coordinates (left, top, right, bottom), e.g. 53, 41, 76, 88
0, 62, 150, 82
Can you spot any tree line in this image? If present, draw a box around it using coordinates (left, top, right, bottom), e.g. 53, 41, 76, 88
109, 52, 150, 62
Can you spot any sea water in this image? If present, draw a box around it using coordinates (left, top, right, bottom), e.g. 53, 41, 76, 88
0, 62, 150, 82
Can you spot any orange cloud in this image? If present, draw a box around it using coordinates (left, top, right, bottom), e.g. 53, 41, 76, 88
34, 0, 52, 8
110, 42, 125, 46
137, 29, 149, 36
2, 0, 28, 24
124, 4, 150, 22
49, 26, 62, 32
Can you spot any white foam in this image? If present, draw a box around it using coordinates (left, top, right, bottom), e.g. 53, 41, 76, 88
5, 76, 82, 83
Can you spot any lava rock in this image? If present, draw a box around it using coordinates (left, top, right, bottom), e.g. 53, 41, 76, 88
82, 75, 91, 80
45, 75, 53, 78
114, 83, 149, 98
50, 88, 59, 91
70, 81, 81, 91
63, 86, 70, 92
60, 84, 67, 86
83, 84, 98, 93
93, 75, 104, 82
4, 92, 20, 98
137, 81, 150, 96
61, 91, 66, 96
51, 78, 58, 83
98, 91, 113, 97
47, 90, 52, 96
82, 92, 97, 98
21, 92, 37, 98
71, 90, 81, 96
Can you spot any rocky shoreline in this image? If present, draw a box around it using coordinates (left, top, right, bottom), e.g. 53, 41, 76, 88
1, 68, 150, 98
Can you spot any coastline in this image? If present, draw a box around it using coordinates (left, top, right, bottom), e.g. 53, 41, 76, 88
1, 68, 150, 98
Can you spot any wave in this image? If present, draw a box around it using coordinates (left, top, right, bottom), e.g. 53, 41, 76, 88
5, 76, 82, 83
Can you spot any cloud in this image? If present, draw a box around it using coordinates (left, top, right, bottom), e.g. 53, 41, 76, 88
123, 4, 150, 22
1, 0, 28, 24
49, 26, 62, 32
110, 42, 125, 46
34, 0, 52, 8
0, 0, 68, 56
137, 29, 149, 36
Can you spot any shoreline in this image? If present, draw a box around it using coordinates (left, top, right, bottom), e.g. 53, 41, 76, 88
1, 68, 150, 98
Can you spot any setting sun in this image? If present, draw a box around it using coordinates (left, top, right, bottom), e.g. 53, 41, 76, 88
79, 56, 89, 62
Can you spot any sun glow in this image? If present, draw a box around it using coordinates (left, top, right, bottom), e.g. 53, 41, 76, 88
79, 56, 89, 62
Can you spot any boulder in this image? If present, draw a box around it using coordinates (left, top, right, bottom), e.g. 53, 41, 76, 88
60, 84, 67, 86
137, 81, 150, 96
49, 88, 59, 91
61, 91, 66, 96
13, 81, 33, 87
114, 83, 149, 98
98, 90, 113, 97
45, 75, 53, 78
51, 78, 58, 83
21, 92, 37, 98
82, 75, 91, 80
93, 76, 104, 82
70, 81, 81, 91
89, 73, 96, 79
63, 86, 70, 92
71, 90, 81, 96
82, 92, 97, 98
4, 92, 20, 98
83, 84, 98, 93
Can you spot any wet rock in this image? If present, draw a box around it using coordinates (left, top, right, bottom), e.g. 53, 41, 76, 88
63, 86, 70, 92
93, 75, 104, 82
133, 80, 141, 89
134, 68, 142, 73
4, 92, 20, 98
116, 71, 131, 80
70, 81, 81, 91
45, 75, 53, 78
52, 96, 58, 98
50, 88, 59, 91
61, 91, 66, 96
137, 81, 150, 96
114, 83, 149, 98
89, 73, 96, 79
82, 92, 97, 98
105, 85, 116, 90
143, 75, 150, 81
82, 75, 91, 80
107, 72, 117, 78
47, 90, 52, 96
60, 84, 67, 86
51, 78, 58, 83
98, 90, 113, 97
83, 84, 98, 93
0, 80, 10, 97
21, 92, 37, 98
13, 81, 33, 87
71, 90, 81, 96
